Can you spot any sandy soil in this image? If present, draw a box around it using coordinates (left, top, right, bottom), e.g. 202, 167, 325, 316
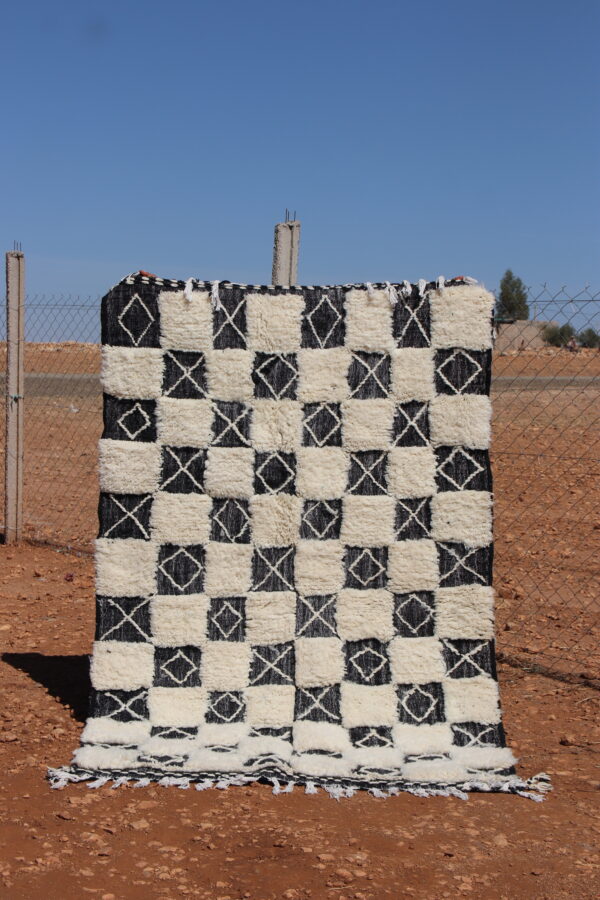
0, 543, 599, 900
493, 346, 600, 377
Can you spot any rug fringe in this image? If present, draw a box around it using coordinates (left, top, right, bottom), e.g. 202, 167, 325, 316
47, 767, 551, 801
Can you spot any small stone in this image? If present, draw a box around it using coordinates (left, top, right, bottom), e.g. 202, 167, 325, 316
335, 869, 354, 883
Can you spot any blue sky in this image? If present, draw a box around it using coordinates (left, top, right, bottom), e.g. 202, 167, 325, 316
1, 0, 598, 300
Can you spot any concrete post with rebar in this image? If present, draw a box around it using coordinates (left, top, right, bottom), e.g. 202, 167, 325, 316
4, 251, 25, 543
272, 218, 301, 287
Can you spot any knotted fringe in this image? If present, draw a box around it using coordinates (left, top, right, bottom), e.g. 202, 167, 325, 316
183, 278, 223, 311
184, 277, 195, 302
385, 281, 399, 306
211, 280, 222, 311
47, 767, 551, 802
182, 276, 475, 310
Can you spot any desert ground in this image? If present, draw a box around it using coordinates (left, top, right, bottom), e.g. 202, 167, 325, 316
0, 342, 599, 898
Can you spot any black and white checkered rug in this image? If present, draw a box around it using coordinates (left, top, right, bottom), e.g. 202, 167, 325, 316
51, 274, 549, 798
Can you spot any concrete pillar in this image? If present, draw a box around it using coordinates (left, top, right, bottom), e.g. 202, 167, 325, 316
272, 220, 301, 286
5, 250, 25, 543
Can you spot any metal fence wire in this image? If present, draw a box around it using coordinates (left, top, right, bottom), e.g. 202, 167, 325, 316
0, 285, 598, 684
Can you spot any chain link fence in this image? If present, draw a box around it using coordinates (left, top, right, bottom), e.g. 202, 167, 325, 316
1, 285, 598, 683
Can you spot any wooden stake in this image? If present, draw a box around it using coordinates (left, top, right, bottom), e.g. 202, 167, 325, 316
5, 251, 24, 543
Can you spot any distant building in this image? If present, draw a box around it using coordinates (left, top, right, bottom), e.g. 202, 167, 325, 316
494, 320, 555, 353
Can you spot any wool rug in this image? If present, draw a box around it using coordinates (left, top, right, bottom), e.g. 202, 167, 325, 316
50, 273, 549, 798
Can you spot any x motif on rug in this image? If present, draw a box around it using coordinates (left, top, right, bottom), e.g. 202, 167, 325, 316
213, 402, 251, 446
296, 595, 337, 637
161, 447, 205, 492
102, 689, 148, 722
295, 686, 340, 723
163, 351, 206, 397
250, 644, 294, 685
348, 452, 387, 494
349, 352, 390, 398
97, 596, 150, 641
438, 544, 487, 586
393, 402, 429, 446
102, 494, 152, 540
395, 498, 431, 540
213, 293, 246, 347
252, 547, 295, 591
394, 294, 430, 346
442, 639, 492, 677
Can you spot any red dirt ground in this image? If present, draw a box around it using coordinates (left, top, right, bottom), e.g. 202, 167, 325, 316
0, 544, 599, 900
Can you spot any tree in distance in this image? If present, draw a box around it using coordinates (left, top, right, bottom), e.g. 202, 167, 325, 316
496, 270, 529, 320
542, 322, 576, 347
577, 327, 600, 349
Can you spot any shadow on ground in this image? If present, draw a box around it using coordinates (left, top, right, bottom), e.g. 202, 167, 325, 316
2, 653, 90, 721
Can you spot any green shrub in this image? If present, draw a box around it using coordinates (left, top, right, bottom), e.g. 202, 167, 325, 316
577, 327, 600, 349
542, 323, 576, 347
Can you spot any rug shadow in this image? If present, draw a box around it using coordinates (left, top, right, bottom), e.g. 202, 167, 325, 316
2, 653, 90, 722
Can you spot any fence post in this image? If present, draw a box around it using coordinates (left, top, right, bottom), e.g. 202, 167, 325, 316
4, 250, 25, 543
272, 215, 301, 286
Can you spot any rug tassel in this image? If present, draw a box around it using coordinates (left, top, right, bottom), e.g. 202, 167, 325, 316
418, 278, 427, 297
87, 776, 110, 789
384, 281, 399, 306
365, 282, 376, 301
184, 278, 195, 301
45, 767, 551, 801
211, 280, 222, 310
110, 776, 130, 789
195, 779, 215, 791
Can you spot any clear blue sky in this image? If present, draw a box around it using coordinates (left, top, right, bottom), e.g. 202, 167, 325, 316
1, 0, 598, 299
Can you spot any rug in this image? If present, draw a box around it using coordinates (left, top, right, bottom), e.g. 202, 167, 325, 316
50, 273, 549, 798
